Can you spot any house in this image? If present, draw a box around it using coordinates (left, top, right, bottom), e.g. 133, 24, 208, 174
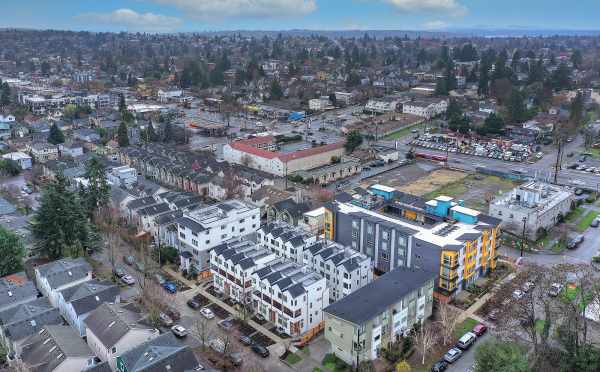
0, 297, 64, 355
30, 142, 59, 163
58, 142, 84, 158
0, 272, 38, 313
34, 258, 93, 307
56, 280, 120, 337
114, 333, 201, 372
177, 200, 260, 272
84, 303, 159, 369
324, 268, 436, 365
18, 325, 98, 372
73, 128, 101, 144
266, 198, 312, 226
2, 152, 32, 170
107, 165, 137, 188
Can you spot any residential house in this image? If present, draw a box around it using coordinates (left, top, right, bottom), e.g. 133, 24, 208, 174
30, 142, 59, 163
0, 272, 38, 313
35, 258, 93, 307
2, 152, 32, 170
58, 142, 84, 158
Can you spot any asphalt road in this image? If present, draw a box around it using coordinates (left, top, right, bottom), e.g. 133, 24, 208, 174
446, 333, 491, 372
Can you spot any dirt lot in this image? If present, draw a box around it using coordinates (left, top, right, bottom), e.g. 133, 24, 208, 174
397, 168, 468, 197
361, 161, 444, 190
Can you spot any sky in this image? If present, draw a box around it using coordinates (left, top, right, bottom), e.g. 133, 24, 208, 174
1, 0, 600, 33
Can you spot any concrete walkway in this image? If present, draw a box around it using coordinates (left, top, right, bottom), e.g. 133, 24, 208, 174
163, 267, 289, 352
457, 271, 517, 323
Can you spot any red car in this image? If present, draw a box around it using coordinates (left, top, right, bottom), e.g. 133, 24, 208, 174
472, 323, 487, 337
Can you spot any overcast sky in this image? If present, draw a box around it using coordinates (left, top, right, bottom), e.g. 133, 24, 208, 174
2, 0, 599, 32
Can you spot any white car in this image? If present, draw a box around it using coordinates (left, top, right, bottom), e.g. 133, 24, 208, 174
512, 289, 524, 299
121, 275, 135, 286
171, 325, 188, 338
200, 307, 215, 319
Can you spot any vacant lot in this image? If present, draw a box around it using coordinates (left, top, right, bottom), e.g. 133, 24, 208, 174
361, 161, 444, 190
397, 168, 468, 197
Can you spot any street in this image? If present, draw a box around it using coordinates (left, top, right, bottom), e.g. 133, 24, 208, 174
446, 333, 492, 372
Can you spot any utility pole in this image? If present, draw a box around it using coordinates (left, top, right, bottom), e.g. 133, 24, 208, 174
553, 137, 563, 185
521, 216, 527, 257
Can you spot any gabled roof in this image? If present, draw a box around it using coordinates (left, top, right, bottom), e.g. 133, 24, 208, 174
84, 303, 152, 349
35, 258, 92, 290
59, 280, 119, 317
117, 333, 199, 372
0, 273, 38, 310
0, 297, 63, 342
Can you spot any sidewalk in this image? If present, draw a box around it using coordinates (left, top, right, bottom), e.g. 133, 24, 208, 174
457, 272, 517, 323
163, 267, 288, 351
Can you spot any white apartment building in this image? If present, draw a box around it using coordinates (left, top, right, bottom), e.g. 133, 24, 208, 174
309, 97, 331, 112
210, 240, 277, 304
177, 200, 260, 271
107, 165, 138, 188
489, 181, 574, 240
402, 98, 448, 119
251, 260, 327, 337
364, 99, 398, 114
257, 222, 373, 302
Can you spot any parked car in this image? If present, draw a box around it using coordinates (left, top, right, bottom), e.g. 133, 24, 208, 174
171, 325, 188, 338
21, 185, 32, 194
200, 307, 215, 319
472, 323, 487, 337
218, 318, 234, 331
591, 218, 600, 228
575, 188, 585, 196
159, 312, 174, 327
456, 332, 477, 350
443, 347, 462, 363
567, 235, 584, 249
113, 266, 126, 278
522, 281, 535, 293
512, 289, 524, 299
123, 255, 135, 266
431, 360, 448, 372
227, 352, 243, 366
239, 335, 254, 346
163, 282, 177, 294
121, 275, 135, 286
548, 283, 563, 297
187, 299, 201, 310
251, 344, 270, 358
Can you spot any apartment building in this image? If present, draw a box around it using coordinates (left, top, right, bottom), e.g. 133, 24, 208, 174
210, 239, 277, 304
324, 268, 435, 365
325, 190, 500, 299
251, 260, 328, 337
177, 200, 260, 271
257, 222, 373, 302
402, 98, 448, 119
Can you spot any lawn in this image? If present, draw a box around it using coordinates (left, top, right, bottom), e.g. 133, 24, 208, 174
454, 317, 479, 339
322, 353, 349, 372
535, 319, 546, 332
576, 211, 599, 232
384, 122, 426, 140
566, 207, 585, 223
423, 181, 469, 201
285, 353, 302, 365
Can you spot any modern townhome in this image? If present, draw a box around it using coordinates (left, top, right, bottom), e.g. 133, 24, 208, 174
0, 297, 64, 355
18, 325, 98, 372
324, 268, 436, 366
177, 199, 261, 272
257, 222, 373, 302
0, 272, 38, 313
251, 260, 328, 337
325, 188, 501, 300
210, 239, 277, 304
489, 180, 574, 240
35, 257, 93, 307
56, 280, 120, 337
114, 333, 201, 372
84, 303, 159, 370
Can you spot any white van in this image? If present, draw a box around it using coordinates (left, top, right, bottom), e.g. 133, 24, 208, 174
457, 332, 477, 350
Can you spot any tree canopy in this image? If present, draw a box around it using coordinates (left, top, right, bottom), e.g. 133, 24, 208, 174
118, 121, 129, 147
47, 123, 65, 145
0, 225, 25, 277
345, 130, 363, 153
80, 157, 110, 218
475, 340, 530, 372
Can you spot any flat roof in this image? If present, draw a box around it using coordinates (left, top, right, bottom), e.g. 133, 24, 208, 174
451, 205, 481, 217
370, 184, 396, 193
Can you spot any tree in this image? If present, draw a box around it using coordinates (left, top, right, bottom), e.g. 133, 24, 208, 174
163, 122, 174, 143
118, 93, 127, 112
270, 80, 283, 100
413, 322, 438, 365
47, 123, 65, 145
571, 50, 583, 69
0, 225, 25, 277
32, 173, 93, 259
344, 130, 363, 153
82, 157, 110, 217
507, 89, 527, 124
117, 121, 129, 147
0, 159, 21, 177
437, 302, 460, 346
569, 92, 585, 129
474, 340, 530, 372
192, 317, 213, 351
395, 360, 411, 372
480, 113, 505, 135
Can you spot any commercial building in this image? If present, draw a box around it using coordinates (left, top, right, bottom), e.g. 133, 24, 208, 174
489, 181, 574, 240
402, 98, 448, 119
177, 200, 260, 271
325, 189, 500, 299
223, 136, 346, 177
324, 268, 435, 365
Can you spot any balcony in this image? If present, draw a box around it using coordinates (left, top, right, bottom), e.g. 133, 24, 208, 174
442, 261, 459, 270
440, 271, 458, 281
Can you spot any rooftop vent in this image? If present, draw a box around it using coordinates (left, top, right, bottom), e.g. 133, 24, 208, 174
7, 291, 12, 297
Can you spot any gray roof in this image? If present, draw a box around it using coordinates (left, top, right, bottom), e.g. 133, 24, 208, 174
117, 333, 199, 372
0, 273, 38, 311
0, 197, 17, 215
87, 362, 112, 372
20, 325, 94, 371
83, 303, 152, 349
0, 297, 63, 342
58, 280, 120, 317
35, 258, 92, 290
324, 268, 436, 325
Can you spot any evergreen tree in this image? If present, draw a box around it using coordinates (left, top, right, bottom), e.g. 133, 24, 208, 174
146, 122, 158, 142
507, 89, 526, 123
549, 63, 572, 91
48, 123, 65, 145
569, 92, 585, 129
478, 63, 490, 96
82, 157, 110, 217
163, 122, 174, 143
0, 225, 25, 277
571, 49, 583, 69
117, 121, 129, 147
270, 80, 283, 100
118, 93, 127, 112
445, 99, 462, 121
480, 113, 505, 135
344, 130, 363, 153
33, 173, 92, 259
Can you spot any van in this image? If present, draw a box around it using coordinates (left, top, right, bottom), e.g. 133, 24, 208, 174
457, 332, 477, 350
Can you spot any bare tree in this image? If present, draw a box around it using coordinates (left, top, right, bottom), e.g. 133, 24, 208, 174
192, 317, 213, 351
437, 302, 460, 346
413, 322, 438, 365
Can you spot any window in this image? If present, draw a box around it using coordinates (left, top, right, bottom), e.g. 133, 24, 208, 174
221, 234, 227, 239
239, 219, 245, 223
179, 232, 186, 239
192, 239, 198, 247
111, 347, 117, 354
221, 225, 226, 230
205, 240, 210, 244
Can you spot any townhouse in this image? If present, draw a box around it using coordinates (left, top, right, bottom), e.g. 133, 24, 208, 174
325, 189, 500, 300
84, 303, 159, 370
324, 268, 436, 365
56, 280, 120, 337
177, 200, 261, 272
251, 260, 328, 337
34, 258, 93, 307
0, 272, 38, 313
